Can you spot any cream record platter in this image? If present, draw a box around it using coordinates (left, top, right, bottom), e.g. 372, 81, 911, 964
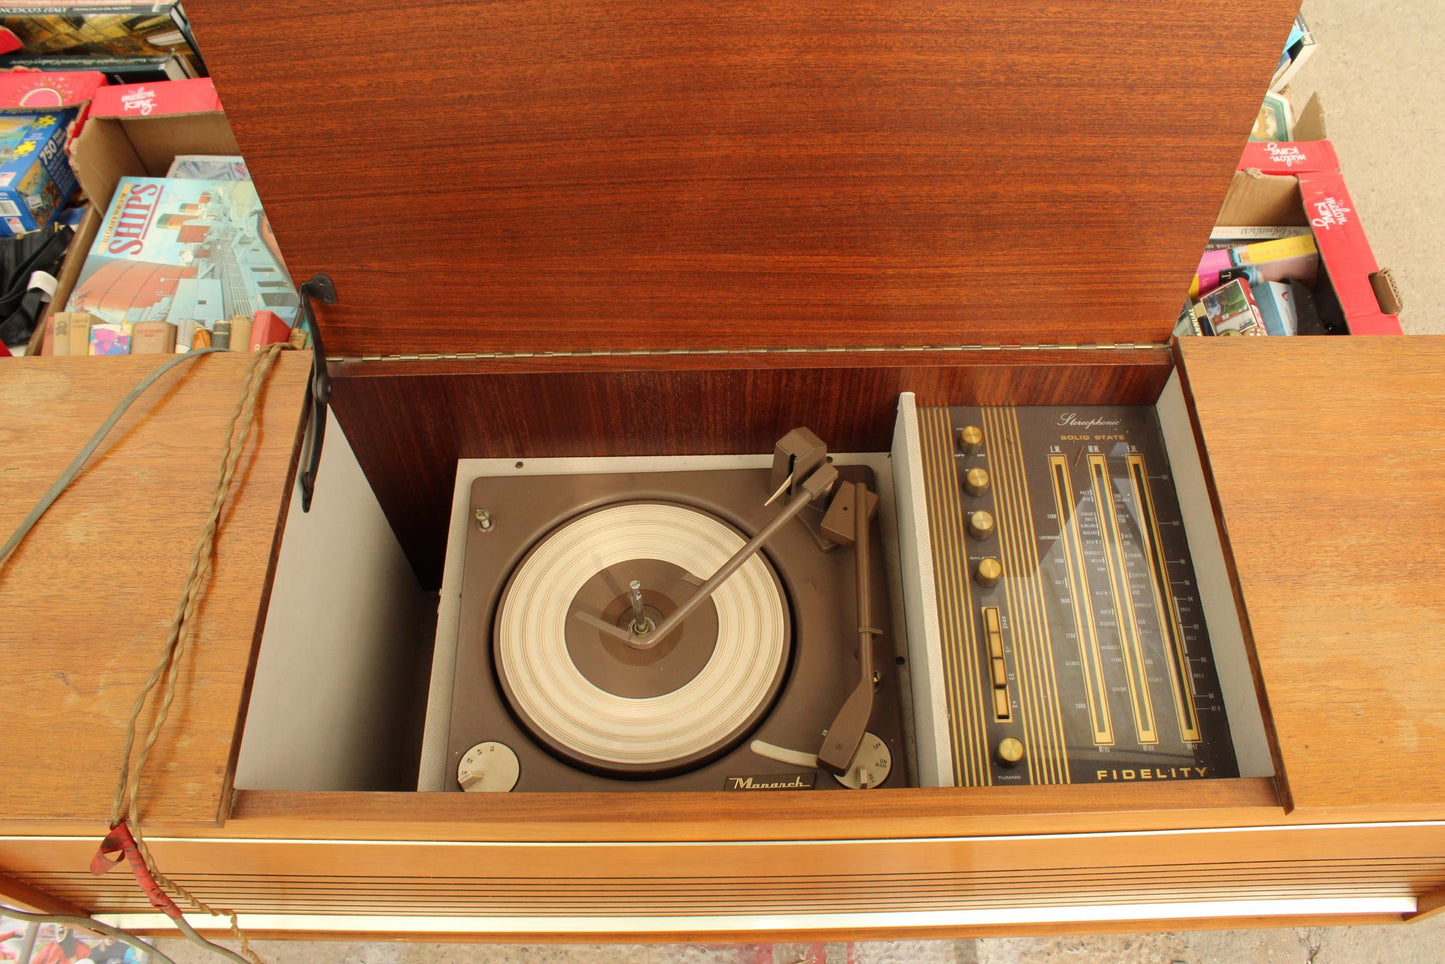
422, 391, 1268, 794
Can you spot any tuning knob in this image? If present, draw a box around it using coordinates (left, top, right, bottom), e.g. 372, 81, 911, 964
956, 424, 984, 454
967, 510, 995, 541
963, 467, 991, 497
996, 737, 1025, 768
975, 557, 1002, 589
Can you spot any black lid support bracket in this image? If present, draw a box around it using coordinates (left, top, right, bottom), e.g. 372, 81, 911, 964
297, 274, 337, 512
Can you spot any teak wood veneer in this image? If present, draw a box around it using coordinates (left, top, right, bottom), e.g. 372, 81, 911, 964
7, 0, 1445, 942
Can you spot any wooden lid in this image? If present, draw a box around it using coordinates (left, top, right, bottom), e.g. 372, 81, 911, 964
1178, 338, 1445, 814
190, 1, 1295, 359
0, 353, 310, 828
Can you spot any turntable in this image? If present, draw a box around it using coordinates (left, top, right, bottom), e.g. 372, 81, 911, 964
444, 429, 910, 792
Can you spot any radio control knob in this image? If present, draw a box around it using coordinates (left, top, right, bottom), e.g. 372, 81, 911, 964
963, 467, 991, 497
975, 557, 1003, 589
967, 510, 995, 541
956, 424, 984, 454
996, 737, 1025, 768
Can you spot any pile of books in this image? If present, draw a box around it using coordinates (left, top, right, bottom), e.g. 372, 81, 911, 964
56, 153, 303, 355
1178, 230, 1323, 338
1248, 14, 1315, 144
0, 2, 204, 83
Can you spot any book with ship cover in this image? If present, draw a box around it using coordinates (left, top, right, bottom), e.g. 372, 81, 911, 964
65, 176, 298, 345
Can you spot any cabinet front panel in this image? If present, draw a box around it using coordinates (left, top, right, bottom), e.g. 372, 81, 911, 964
4, 824, 1443, 923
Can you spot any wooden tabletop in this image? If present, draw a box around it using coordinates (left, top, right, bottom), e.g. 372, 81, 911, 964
0, 352, 310, 828
1178, 337, 1445, 813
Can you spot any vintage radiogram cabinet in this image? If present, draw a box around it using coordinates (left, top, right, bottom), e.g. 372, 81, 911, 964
4, 0, 1445, 942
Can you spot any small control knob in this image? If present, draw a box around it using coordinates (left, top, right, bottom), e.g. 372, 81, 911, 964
956, 424, 984, 454
458, 741, 520, 792
975, 557, 1002, 589
963, 467, 991, 497
996, 737, 1025, 768
967, 510, 995, 541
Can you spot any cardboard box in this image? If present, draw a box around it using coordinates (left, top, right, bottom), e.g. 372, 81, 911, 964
1214, 170, 1401, 335
49, 78, 241, 324
1208, 94, 1403, 336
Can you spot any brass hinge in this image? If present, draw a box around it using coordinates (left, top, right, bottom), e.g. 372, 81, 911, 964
334, 342, 1165, 364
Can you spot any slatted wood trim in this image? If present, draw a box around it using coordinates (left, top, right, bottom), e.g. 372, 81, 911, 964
20, 857, 1445, 917
0, 869, 88, 916
170, 915, 1415, 944
6, 823, 1445, 920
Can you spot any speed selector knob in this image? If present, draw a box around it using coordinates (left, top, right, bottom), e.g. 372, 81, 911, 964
963, 467, 991, 497
975, 557, 1002, 589
956, 424, 984, 454
458, 741, 520, 792
967, 510, 995, 541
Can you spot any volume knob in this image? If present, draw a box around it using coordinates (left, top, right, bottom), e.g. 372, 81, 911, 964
967, 510, 995, 541
956, 425, 984, 454
975, 557, 1003, 589
963, 467, 991, 497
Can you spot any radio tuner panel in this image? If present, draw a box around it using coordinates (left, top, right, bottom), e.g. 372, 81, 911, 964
902, 403, 1237, 788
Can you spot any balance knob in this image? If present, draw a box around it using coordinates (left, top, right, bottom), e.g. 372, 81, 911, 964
967, 510, 995, 541
963, 467, 991, 497
997, 737, 1025, 768
956, 424, 984, 454
975, 557, 1002, 589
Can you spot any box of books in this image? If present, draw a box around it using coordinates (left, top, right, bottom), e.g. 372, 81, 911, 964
65, 175, 299, 346
0, 107, 77, 235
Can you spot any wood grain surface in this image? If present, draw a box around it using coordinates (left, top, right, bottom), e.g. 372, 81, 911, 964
186, 0, 1295, 357
1177, 338, 1445, 812
2, 821, 1442, 923
0, 869, 87, 916
0, 353, 310, 827
329, 348, 1172, 585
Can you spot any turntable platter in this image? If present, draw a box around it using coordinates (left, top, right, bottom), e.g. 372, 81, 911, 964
494, 502, 791, 775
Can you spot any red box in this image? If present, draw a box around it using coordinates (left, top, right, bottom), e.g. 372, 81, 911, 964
0, 71, 108, 144
1216, 92, 1402, 336
1237, 139, 1340, 176
89, 77, 223, 119
1297, 172, 1400, 336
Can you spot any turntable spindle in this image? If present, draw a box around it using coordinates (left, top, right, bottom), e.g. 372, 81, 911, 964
628, 579, 650, 635
576, 460, 840, 649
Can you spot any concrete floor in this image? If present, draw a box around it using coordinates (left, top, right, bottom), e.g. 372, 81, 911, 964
151, 1, 1441, 961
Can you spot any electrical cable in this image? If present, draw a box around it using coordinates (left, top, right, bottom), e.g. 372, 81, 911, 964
1, 346, 288, 964
0, 348, 226, 570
